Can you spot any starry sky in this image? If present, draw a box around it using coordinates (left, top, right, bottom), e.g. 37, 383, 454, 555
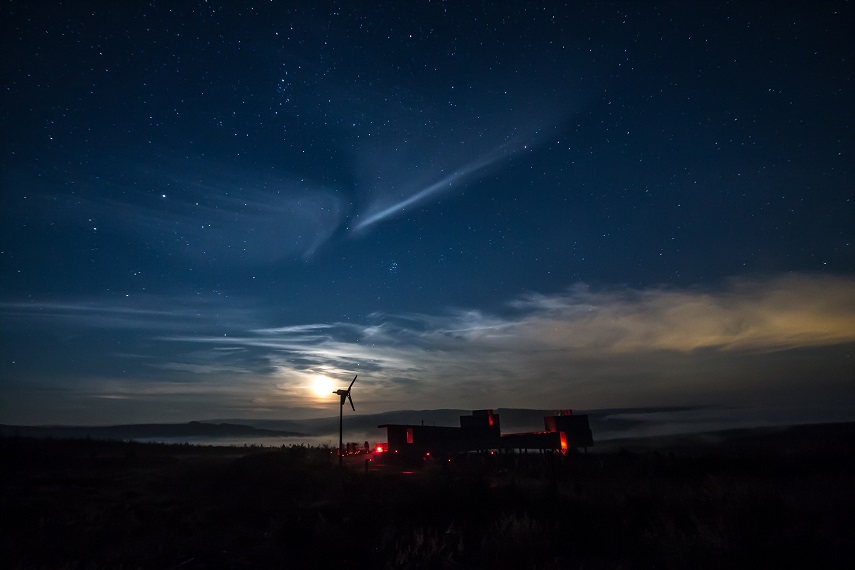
2, 1, 853, 427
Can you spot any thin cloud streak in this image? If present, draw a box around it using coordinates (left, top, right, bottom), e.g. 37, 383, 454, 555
345, 72, 569, 232
353, 137, 528, 231
0, 297, 255, 332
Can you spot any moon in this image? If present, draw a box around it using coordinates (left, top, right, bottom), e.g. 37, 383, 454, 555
310, 375, 334, 397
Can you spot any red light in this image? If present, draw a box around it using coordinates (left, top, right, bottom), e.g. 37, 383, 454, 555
560, 431, 568, 452
425, 452, 430, 456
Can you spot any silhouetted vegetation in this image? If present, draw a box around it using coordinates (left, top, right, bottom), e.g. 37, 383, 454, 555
2, 423, 853, 568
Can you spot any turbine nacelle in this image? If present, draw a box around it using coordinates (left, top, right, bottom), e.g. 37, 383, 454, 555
333, 375, 357, 411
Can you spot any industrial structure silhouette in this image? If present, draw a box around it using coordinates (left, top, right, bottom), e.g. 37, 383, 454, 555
378, 409, 593, 459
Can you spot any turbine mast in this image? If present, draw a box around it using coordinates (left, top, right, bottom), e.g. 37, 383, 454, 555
333, 375, 357, 467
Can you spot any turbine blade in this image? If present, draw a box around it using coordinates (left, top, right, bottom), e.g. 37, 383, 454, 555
348, 375, 357, 390
348, 394, 355, 411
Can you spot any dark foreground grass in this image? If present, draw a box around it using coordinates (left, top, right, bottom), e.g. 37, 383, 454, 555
2, 423, 854, 569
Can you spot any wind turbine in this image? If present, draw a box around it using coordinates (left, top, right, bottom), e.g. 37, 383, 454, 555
333, 375, 357, 466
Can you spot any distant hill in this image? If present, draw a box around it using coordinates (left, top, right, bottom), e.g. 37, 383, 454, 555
0, 421, 307, 441
7, 405, 790, 445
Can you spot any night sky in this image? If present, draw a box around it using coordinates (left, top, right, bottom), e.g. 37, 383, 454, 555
2, 1, 853, 426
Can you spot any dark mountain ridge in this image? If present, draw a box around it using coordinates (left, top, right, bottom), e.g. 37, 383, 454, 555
0, 421, 306, 441
7, 405, 805, 444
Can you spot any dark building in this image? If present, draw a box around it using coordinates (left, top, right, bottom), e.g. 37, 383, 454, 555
379, 409, 500, 458
378, 409, 593, 459
544, 409, 594, 449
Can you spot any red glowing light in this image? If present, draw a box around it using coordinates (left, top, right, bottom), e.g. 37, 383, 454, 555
559, 431, 568, 452
425, 451, 430, 456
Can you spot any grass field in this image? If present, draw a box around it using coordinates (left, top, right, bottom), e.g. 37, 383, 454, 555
2, 422, 853, 568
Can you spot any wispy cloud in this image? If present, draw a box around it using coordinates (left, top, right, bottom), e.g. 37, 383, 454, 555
3, 274, 853, 421
54, 159, 344, 262
156, 273, 855, 411
352, 134, 538, 231
504, 273, 855, 353
33, 76, 567, 261
0, 296, 254, 332
350, 94, 565, 232
278, 53, 572, 234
